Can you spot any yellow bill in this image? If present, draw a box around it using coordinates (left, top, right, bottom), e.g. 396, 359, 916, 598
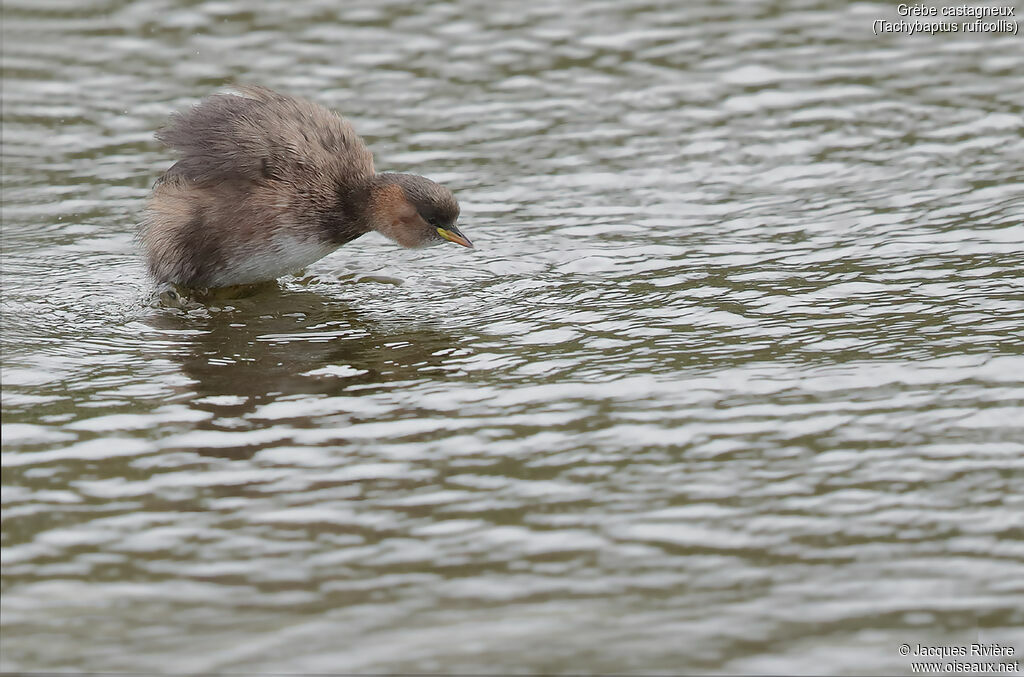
437, 227, 474, 248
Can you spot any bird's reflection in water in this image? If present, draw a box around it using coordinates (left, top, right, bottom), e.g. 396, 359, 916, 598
146, 282, 466, 459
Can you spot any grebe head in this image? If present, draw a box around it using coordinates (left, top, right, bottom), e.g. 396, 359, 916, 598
364, 173, 471, 249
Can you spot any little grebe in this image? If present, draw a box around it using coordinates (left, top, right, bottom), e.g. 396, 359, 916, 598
141, 86, 471, 288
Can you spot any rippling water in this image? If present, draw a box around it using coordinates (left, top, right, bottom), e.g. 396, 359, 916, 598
3, 0, 1023, 673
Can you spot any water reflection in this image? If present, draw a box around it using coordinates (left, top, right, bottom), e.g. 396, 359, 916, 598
144, 284, 467, 458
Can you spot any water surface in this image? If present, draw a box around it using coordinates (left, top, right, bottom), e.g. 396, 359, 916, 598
2, 0, 1023, 673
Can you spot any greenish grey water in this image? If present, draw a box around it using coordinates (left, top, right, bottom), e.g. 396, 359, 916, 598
2, 0, 1023, 673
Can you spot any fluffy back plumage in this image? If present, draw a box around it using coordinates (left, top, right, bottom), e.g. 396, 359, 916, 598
155, 85, 375, 187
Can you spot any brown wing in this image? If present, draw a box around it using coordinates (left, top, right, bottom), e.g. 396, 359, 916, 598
154, 85, 375, 187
